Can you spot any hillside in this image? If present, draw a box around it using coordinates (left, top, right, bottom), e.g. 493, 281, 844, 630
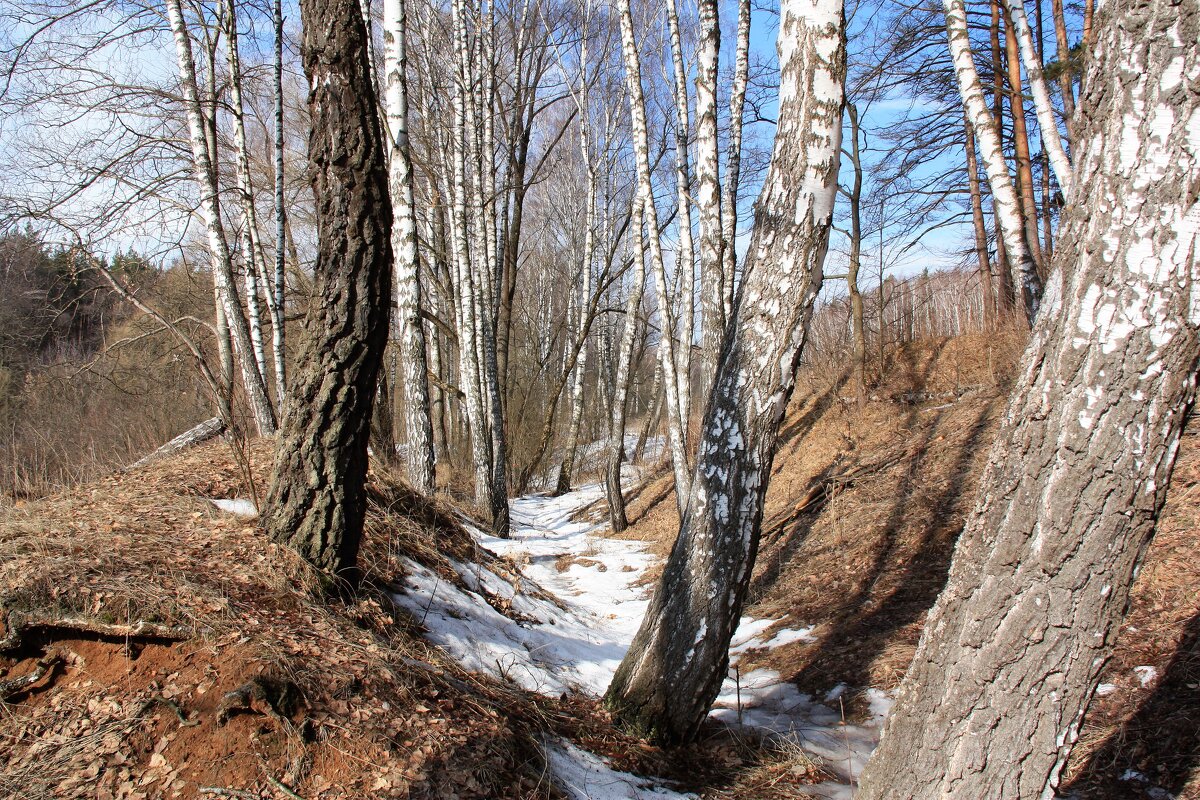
0, 443, 558, 799
611, 333, 1200, 799
1, 333, 1196, 799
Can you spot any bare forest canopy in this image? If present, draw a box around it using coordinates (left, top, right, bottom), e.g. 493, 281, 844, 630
0, 0, 1197, 797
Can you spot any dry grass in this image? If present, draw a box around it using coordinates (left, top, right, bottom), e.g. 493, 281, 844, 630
0, 439, 553, 800
616, 332, 1200, 793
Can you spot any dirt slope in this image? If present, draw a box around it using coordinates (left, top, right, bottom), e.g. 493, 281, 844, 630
616, 333, 1200, 799
0, 441, 554, 800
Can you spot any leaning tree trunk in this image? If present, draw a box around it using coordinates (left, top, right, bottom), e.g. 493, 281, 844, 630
857, 2, 1199, 795
263, 0, 393, 584
604, 0, 845, 745
384, 0, 436, 495
1001, 0, 1072, 196
945, 0, 1041, 326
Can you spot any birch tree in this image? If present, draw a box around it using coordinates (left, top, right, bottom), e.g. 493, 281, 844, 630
857, 0, 1199, 793
944, 0, 1041, 326
164, 0, 276, 435
695, 0, 724, 403
605, 0, 845, 744
617, 0, 691, 512
665, 0, 695, 439
384, 0, 436, 494
263, 0, 392, 581
605, 196, 648, 532
1001, 0, 1072, 196
720, 0, 752, 322
270, 0, 287, 403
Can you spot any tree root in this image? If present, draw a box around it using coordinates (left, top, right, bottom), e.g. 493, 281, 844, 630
217, 675, 301, 727
0, 652, 63, 700
0, 610, 191, 653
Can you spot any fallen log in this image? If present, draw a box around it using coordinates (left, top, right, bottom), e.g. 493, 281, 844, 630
128, 417, 225, 470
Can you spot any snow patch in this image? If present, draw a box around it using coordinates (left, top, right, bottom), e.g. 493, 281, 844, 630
544, 740, 695, 800
392, 474, 890, 796
209, 498, 257, 517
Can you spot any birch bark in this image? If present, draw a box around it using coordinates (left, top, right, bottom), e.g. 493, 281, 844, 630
605, 0, 845, 744
944, 0, 1042, 325
164, 0, 276, 436
858, 2, 1199, 794
1002, 0, 1072, 195
695, 0, 724, 404
616, 0, 691, 512
384, 0, 436, 494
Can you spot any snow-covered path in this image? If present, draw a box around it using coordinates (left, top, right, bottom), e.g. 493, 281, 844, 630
390, 481, 891, 799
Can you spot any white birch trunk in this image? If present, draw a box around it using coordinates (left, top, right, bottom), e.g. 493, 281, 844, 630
605, 198, 649, 532
1002, 0, 1073, 196
605, 0, 846, 744
720, 0, 751, 320
223, 0, 270, 385
858, 1, 1200, 793
384, 0, 436, 494
944, 0, 1042, 325
617, 0, 691, 512
695, 0, 724, 403
165, 0, 276, 435
665, 0, 695, 437
271, 0, 287, 401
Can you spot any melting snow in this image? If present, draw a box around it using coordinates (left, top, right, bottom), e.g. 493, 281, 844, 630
545, 740, 696, 800
209, 498, 258, 517
389, 478, 891, 797
1134, 665, 1159, 686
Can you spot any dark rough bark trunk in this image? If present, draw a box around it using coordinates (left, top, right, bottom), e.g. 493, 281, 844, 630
604, 0, 845, 745
857, 2, 1200, 795
263, 0, 392, 585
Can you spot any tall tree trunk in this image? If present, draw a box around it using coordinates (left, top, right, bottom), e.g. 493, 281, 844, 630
1050, 0, 1076, 148
1003, 3, 1047, 276
665, 0, 695, 442
555, 68, 598, 497
964, 111, 994, 329
845, 103, 866, 408
720, 0, 751, 323
858, 2, 1199, 794
616, 0, 691, 515
604, 0, 845, 745
384, 0, 436, 494
695, 0, 724, 406
946, 0, 1041, 325
164, 0, 277, 436
263, 0, 393, 583
1002, 0, 1072, 195
223, 0, 271, 390
606, 202, 649, 533
449, 0, 494, 526
271, 0, 287, 401
989, 0, 1015, 318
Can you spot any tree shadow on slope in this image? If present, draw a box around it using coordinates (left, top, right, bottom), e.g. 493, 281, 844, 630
1063, 608, 1200, 799
755, 391, 1000, 701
